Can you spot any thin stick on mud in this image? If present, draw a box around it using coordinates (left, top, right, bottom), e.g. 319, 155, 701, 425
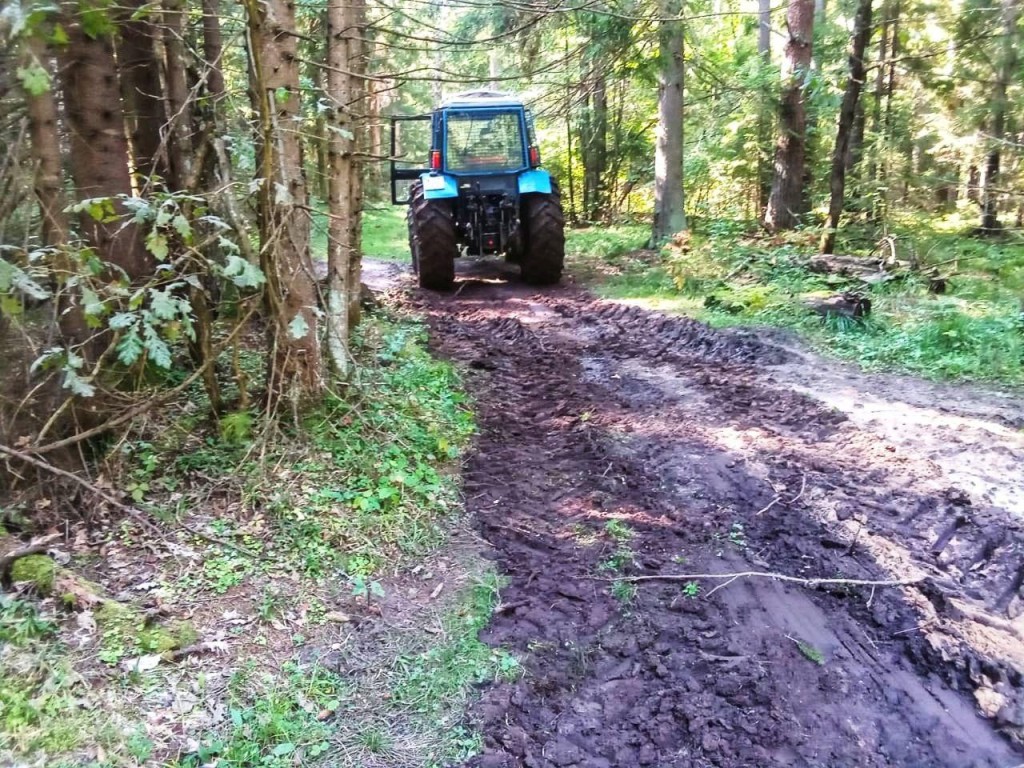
756, 473, 807, 516
606, 571, 927, 590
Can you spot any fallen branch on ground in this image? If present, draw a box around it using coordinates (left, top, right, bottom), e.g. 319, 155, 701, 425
600, 570, 927, 590
756, 473, 807, 516
0, 444, 258, 558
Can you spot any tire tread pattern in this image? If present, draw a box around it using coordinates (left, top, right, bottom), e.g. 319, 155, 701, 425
520, 179, 566, 286
408, 181, 457, 290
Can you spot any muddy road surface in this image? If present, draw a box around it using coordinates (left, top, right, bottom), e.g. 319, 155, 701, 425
400, 259, 1024, 768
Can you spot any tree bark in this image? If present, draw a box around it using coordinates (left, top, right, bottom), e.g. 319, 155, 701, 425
118, 4, 167, 183
23, 38, 67, 247
581, 70, 608, 221
345, 0, 366, 331
201, 0, 226, 101
765, 0, 815, 231
652, 0, 686, 245
325, 0, 354, 377
757, 0, 772, 215
979, 0, 1020, 232
820, 0, 873, 254
58, 9, 152, 280
245, 0, 323, 400
163, 0, 195, 191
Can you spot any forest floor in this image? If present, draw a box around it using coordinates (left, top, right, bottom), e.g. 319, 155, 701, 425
398, 255, 1024, 767
3, 243, 1024, 768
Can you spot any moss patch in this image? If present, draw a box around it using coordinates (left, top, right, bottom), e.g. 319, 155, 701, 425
9, 555, 56, 593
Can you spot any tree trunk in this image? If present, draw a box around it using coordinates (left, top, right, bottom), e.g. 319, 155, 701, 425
345, 0, 366, 331
757, 0, 772, 215
652, 0, 686, 245
979, 0, 1020, 232
58, 11, 152, 280
581, 70, 608, 221
820, 0, 873, 254
118, 4, 167, 184
325, 0, 354, 377
201, 0, 226, 101
163, 0, 195, 191
765, 0, 814, 231
245, 0, 323, 401
23, 38, 67, 248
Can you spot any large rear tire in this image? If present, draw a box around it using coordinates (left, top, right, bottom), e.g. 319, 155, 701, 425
520, 179, 565, 286
408, 181, 457, 291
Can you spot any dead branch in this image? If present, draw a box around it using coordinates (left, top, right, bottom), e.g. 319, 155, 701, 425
0, 444, 164, 537
0, 532, 62, 579
605, 570, 926, 590
22, 301, 258, 458
756, 473, 807, 515
166, 640, 229, 662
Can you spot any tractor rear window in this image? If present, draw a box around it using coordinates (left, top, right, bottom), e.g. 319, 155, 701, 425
445, 110, 525, 173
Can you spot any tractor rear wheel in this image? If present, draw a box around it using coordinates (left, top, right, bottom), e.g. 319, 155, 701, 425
408, 181, 457, 291
520, 180, 565, 286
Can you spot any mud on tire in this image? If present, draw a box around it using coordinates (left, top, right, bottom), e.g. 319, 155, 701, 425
408, 181, 458, 291
519, 180, 565, 286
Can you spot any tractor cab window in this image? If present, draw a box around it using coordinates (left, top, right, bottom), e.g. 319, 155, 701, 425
445, 110, 525, 173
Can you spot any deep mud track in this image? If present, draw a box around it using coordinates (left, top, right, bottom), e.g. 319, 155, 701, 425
405, 262, 1024, 768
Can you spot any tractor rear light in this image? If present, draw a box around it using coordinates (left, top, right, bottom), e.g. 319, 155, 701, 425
528, 145, 540, 167
430, 150, 441, 171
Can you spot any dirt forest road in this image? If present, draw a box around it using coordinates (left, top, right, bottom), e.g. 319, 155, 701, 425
394, 260, 1024, 768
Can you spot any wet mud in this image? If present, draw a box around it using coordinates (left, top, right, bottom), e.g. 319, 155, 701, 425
404, 260, 1024, 768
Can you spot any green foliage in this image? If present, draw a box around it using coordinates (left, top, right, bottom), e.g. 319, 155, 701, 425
611, 579, 637, 604
274, 317, 474, 576
0, 596, 57, 645
796, 641, 825, 666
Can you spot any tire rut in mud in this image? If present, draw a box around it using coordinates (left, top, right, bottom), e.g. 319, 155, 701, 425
409, 282, 1024, 768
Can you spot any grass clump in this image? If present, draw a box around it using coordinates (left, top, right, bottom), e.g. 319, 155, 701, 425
179, 662, 342, 768
391, 572, 520, 715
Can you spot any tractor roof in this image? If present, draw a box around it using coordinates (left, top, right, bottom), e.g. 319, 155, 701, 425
439, 90, 525, 109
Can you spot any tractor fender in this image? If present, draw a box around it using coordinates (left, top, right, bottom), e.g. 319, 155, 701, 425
517, 169, 553, 195
419, 172, 458, 200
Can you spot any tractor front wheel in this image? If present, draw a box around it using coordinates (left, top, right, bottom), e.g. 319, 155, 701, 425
520, 181, 565, 286
408, 181, 457, 291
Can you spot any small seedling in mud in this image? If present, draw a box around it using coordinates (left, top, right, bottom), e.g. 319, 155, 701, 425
350, 575, 385, 602
598, 550, 634, 572
611, 579, 638, 604
604, 519, 634, 542
794, 640, 825, 666
257, 589, 284, 622
682, 580, 700, 599
728, 522, 747, 549
497, 650, 523, 681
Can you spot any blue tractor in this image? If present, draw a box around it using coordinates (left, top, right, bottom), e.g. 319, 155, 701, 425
390, 91, 565, 291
